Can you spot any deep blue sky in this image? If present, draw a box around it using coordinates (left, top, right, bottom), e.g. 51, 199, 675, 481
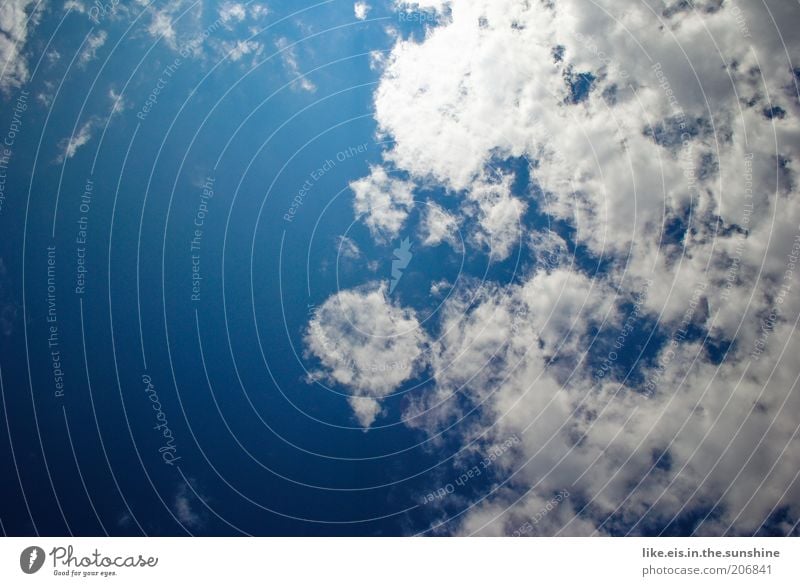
1, 0, 798, 537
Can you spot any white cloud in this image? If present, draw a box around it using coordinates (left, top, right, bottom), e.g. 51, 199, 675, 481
394, 0, 449, 13
336, 235, 362, 260
467, 173, 526, 260
0, 0, 42, 91
66, 0, 136, 22
360, 0, 800, 536
275, 36, 316, 92
63, 0, 87, 13
429, 279, 450, 297
249, 4, 269, 19
529, 228, 570, 272
419, 203, 459, 248
37, 80, 55, 107
148, 9, 178, 49
56, 120, 95, 163
108, 87, 127, 114
368, 50, 386, 71
221, 39, 263, 62
173, 482, 205, 530
305, 284, 429, 427
45, 48, 61, 65
405, 268, 616, 439
55, 86, 128, 163
350, 166, 415, 242
219, 2, 247, 24
354, 2, 371, 21
373, 0, 800, 267
141, 2, 213, 57
79, 30, 108, 66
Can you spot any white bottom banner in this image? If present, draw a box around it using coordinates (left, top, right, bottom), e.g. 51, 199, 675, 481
1, 537, 798, 585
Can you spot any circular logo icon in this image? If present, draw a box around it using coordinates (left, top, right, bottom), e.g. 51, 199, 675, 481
20, 546, 46, 574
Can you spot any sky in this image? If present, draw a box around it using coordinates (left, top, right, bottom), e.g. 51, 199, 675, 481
0, 0, 799, 537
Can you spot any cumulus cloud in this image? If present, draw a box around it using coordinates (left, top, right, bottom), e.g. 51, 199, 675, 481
305, 284, 429, 427
350, 166, 416, 242
466, 173, 526, 260
354, 2, 371, 21
358, 0, 800, 535
419, 203, 459, 248
408, 268, 616, 424
374, 1, 795, 262
529, 228, 571, 272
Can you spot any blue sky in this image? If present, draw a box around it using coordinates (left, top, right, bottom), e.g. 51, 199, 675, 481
1, 0, 799, 537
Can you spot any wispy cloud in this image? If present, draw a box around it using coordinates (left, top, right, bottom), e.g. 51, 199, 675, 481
56, 120, 95, 163
79, 30, 108, 66
275, 37, 316, 92
173, 481, 205, 530
336, 235, 363, 260
350, 166, 415, 242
